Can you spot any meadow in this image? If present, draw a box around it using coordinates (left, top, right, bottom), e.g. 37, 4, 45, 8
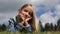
0, 31, 60, 34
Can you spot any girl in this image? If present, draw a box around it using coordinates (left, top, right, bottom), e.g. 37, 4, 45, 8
3, 4, 38, 33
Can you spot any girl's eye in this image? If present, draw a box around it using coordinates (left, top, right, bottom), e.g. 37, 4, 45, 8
24, 10, 28, 12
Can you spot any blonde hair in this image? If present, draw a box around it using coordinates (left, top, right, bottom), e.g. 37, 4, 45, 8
18, 4, 39, 33
32, 7, 39, 33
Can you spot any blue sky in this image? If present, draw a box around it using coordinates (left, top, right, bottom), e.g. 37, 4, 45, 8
0, 0, 60, 26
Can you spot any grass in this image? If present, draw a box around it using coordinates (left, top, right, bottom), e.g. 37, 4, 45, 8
0, 31, 60, 34
39, 31, 60, 34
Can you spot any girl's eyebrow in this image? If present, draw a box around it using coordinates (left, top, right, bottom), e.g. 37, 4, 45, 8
23, 8, 33, 13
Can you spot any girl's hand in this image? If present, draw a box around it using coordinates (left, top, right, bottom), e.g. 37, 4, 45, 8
25, 17, 32, 22
24, 17, 32, 26
20, 13, 25, 21
19, 13, 32, 26
19, 13, 25, 24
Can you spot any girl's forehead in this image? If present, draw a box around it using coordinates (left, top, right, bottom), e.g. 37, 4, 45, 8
23, 6, 33, 11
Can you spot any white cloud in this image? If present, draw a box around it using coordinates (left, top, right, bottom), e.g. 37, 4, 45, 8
40, 10, 58, 28
55, 5, 60, 18
27, 0, 60, 12
39, 4, 60, 28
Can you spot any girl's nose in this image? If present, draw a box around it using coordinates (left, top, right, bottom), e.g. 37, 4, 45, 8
25, 13, 30, 18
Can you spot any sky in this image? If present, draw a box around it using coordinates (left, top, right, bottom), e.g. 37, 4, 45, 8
0, 0, 60, 26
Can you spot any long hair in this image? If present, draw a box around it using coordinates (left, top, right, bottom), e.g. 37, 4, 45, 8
18, 4, 39, 32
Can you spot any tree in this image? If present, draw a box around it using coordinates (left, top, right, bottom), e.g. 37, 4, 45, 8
45, 23, 50, 31
57, 19, 60, 26
39, 20, 45, 32
54, 25, 57, 31
0, 24, 2, 31
50, 23, 53, 31
57, 19, 60, 31
1, 24, 6, 31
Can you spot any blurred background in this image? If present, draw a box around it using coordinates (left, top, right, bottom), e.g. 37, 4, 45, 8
0, 0, 60, 34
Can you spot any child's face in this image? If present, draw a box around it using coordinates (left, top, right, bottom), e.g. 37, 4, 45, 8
20, 6, 33, 19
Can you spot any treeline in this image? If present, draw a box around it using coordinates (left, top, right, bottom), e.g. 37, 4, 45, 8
39, 19, 60, 32
0, 24, 6, 31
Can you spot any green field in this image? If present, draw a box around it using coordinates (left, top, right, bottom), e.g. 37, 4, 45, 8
0, 31, 60, 34
39, 31, 60, 34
